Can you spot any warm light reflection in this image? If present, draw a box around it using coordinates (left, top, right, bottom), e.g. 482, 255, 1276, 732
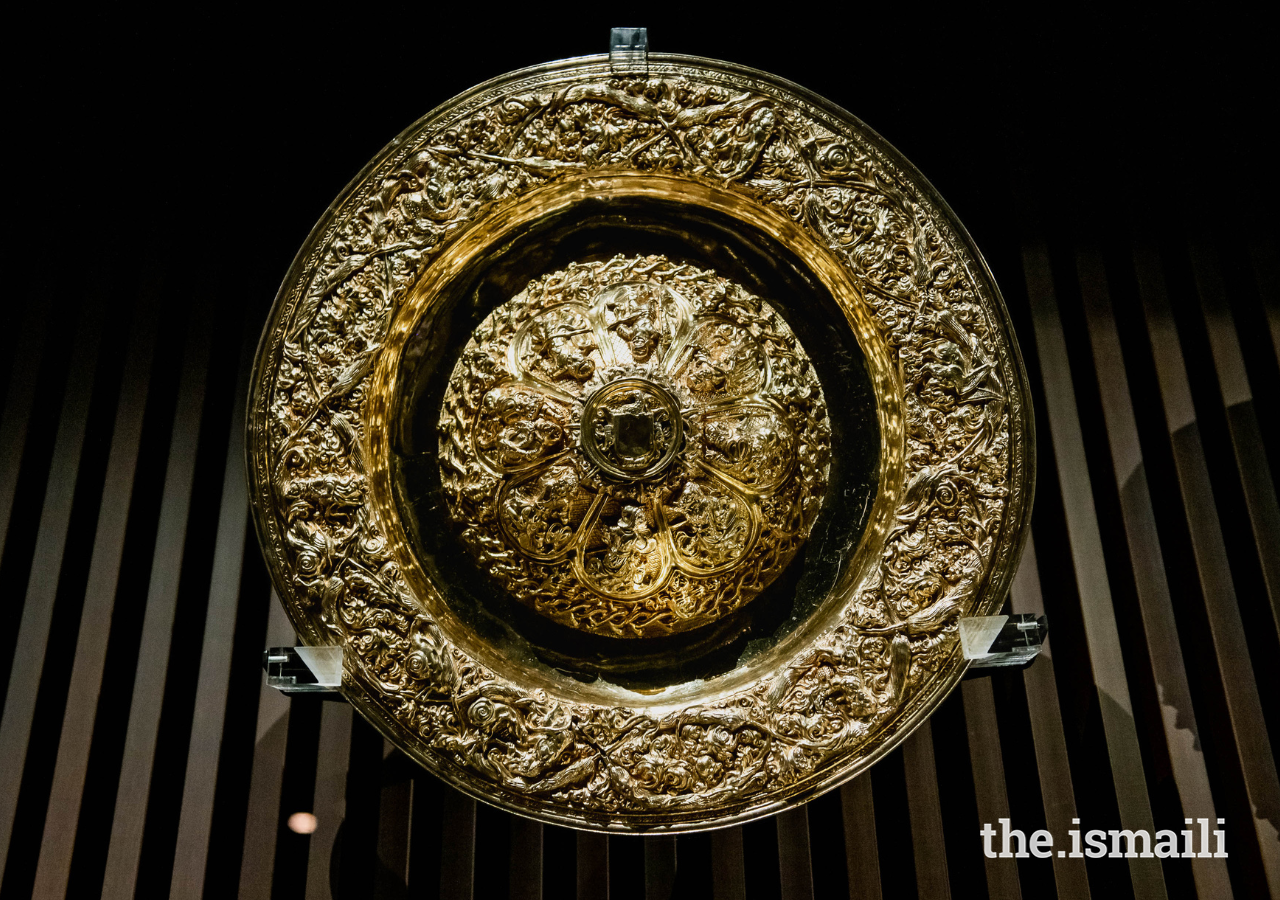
287, 811, 318, 834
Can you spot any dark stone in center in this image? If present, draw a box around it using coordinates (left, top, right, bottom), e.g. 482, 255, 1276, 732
613, 411, 655, 463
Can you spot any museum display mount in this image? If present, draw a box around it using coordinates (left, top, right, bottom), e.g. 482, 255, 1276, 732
247, 30, 1035, 831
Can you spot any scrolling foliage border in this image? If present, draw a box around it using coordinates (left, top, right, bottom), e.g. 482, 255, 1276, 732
247, 54, 1032, 830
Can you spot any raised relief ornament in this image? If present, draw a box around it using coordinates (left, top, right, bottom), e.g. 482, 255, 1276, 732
440, 259, 829, 638
248, 45, 1033, 830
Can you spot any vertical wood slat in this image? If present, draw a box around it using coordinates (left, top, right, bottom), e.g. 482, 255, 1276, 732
237, 595, 295, 900
1012, 535, 1090, 899
305, 701, 353, 900
901, 721, 950, 900
576, 831, 608, 900
840, 778, 881, 900
167, 324, 254, 900
1187, 241, 1280, 639
1248, 241, 1280, 360
644, 835, 675, 900
377, 741, 412, 895
1134, 242, 1280, 892
1075, 247, 1233, 899
776, 805, 814, 900
29, 292, 159, 900
710, 826, 746, 900
0, 302, 103, 888
509, 815, 542, 900
100, 304, 212, 900
441, 788, 477, 900
1022, 241, 1167, 900
963, 680, 1021, 900
0, 303, 49, 556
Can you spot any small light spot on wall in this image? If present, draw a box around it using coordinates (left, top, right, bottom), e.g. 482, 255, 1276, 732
287, 811, 318, 834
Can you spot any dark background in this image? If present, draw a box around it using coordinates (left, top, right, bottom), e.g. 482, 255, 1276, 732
26, 13, 1275, 285
3, 11, 1277, 900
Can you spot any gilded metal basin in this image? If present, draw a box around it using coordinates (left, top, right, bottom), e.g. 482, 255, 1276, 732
247, 51, 1033, 831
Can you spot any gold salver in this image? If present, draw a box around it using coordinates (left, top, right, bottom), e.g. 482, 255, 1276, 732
247, 51, 1034, 831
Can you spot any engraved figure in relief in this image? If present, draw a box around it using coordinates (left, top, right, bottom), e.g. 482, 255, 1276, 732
669, 480, 749, 567
685, 348, 729, 394
587, 504, 662, 594
701, 412, 791, 488
524, 312, 597, 384
476, 387, 566, 470
682, 323, 759, 396
602, 283, 668, 363
500, 462, 587, 556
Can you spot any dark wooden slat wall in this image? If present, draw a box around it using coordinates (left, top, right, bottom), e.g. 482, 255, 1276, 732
5, 21, 1279, 900
100, 299, 212, 900
1075, 247, 1232, 899
711, 825, 747, 900
0, 304, 49, 563
2, 240, 1273, 900
1190, 244, 1280, 634
32, 283, 160, 900
1010, 534, 1091, 899
239, 597, 295, 899
1134, 245, 1280, 889
1025, 241, 1170, 900
0, 300, 104, 887
168, 322, 256, 898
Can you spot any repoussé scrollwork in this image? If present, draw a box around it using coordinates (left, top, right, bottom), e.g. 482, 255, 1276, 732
249, 57, 1028, 826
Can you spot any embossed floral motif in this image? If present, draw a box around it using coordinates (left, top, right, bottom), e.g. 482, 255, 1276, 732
438, 257, 829, 637
251, 62, 1028, 827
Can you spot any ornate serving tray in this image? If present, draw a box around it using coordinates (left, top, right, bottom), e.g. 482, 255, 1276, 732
247, 46, 1033, 831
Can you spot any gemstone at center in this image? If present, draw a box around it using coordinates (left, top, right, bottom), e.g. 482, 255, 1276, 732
581, 378, 683, 479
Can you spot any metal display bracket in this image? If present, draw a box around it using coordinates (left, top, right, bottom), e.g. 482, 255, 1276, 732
263, 613, 1047, 698
960, 613, 1048, 676
263, 646, 343, 697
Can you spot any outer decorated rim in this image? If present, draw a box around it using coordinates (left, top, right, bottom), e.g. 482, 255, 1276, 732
247, 52, 1034, 831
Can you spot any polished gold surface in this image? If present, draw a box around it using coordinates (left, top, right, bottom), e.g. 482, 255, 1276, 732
248, 54, 1033, 831
437, 255, 829, 638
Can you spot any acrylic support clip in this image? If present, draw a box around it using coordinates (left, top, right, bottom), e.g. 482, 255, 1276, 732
959, 613, 1047, 674
263, 646, 344, 696
609, 27, 648, 75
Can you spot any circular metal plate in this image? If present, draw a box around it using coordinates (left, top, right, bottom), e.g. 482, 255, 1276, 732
248, 52, 1033, 831
438, 258, 831, 639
